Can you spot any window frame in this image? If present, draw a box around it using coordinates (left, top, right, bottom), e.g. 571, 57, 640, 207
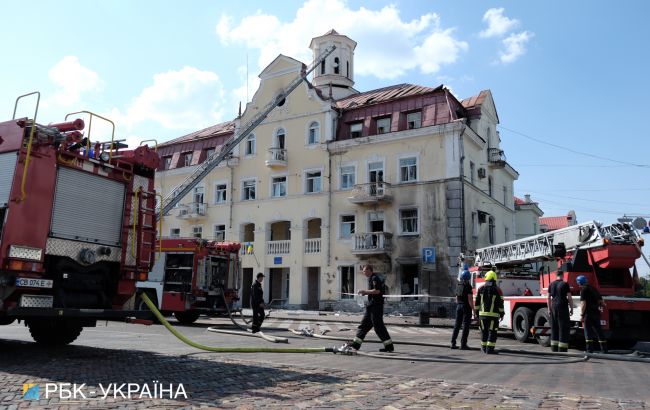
339, 164, 356, 190
406, 111, 422, 130
241, 178, 256, 201
307, 121, 320, 145
349, 122, 363, 138
304, 169, 323, 194
191, 225, 203, 239
397, 155, 418, 183
183, 152, 193, 167
469, 161, 475, 185
244, 134, 256, 156
376, 117, 391, 135
214, 181, 228, 204
163, 156, 172, 170
399, 207, 420, 236
340, 265, 355, 299
170, 228, 181, 238
213, 224, 226, 241
489, 217, 496, 244
339, 214, 356, 240
270, 175, 288, 198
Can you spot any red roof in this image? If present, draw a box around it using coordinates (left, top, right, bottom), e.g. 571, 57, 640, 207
461, 90, 490, 109
161, 120, 235, 147
539, 216, 571, 231
514, 196, 526, 206
335, 83, 442, 109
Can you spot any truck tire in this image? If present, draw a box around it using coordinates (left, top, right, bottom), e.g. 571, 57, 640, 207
27, 319, 83, 346
0, 317, 15, 325
174, 311, 200, 325
512, 307, 533, 343
533, 308, 551, 347
135, 291, 160, 323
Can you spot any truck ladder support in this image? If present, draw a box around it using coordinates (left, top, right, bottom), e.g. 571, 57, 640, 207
158, 45, 336, 218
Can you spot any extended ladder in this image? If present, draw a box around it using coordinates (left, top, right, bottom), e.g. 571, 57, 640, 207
474, 221, 638, 266
157, 45, 337, 219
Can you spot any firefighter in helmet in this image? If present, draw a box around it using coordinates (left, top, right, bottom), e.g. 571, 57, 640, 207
450, 270, 474, 350
474, 270, 504, 354
547, 270, 573, 352
250, 272, 266, 333
577, 275, 608, 353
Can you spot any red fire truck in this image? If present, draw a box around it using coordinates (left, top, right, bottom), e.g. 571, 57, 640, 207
136, 238, 241, 324
469, 221, 650, 348
0, 92, 159, 344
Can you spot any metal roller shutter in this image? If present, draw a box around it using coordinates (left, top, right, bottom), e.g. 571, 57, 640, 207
51, 167, 126, 246
0, 152, 18, 206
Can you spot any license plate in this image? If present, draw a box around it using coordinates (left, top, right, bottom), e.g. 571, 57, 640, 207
15, 277, 53, 288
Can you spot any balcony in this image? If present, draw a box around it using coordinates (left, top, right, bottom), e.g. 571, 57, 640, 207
304, 238, 321, 254
265, 148, 288, 168
267, 240, 290, 255
347, 182, 392, 205
488, 148, 506, 167
177, 202, 207, 220
351, 232, 392, 256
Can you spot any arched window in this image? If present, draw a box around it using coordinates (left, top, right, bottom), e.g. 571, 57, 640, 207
489, 217, 496, 244
275, 128, 286, 149
334, 57, 340, 74
308, 122, 319, 145
245, 134, 255, 155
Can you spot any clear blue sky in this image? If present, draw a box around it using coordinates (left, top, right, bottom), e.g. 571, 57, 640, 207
1, 0, 650, 227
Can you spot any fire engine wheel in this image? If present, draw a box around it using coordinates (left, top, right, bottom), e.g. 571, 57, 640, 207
512, 307, 534, 343
533, 308, 551, 347
174, 311, 201, 325
135, 291, 160, 323
27, 319, 83, 346
0, 316, 15, 325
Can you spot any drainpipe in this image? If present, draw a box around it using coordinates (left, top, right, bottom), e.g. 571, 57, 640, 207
325, 107, 342, 268
458, 124, 467, 266
227, 157, 234, 230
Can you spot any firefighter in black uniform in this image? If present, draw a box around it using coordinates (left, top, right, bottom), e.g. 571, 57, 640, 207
345, 265, 394, 352
547, 270, 573, 352
577, 275, 608, 353
250, 272, 266, 333
450, 270, 474, 350
474, 270, 504, 354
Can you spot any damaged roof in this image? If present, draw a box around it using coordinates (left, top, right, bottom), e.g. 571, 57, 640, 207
160, 120, 235, 147
335, 83, 442, 109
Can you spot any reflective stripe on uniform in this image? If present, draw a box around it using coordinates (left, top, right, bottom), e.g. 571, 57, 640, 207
585, 339, 593, 343
550, 340, 559, 346
558, 342, 569, 349
383, 339, 393, 346
479, 312, 500, 318
481, 341, 488, 346
486, 341, 496, 347
353, 337, 364, 344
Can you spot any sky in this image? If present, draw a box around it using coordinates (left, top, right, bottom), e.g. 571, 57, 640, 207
1, 0, 650, 229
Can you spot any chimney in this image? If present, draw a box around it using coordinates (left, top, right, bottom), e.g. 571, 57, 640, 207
524, 194, 531, 203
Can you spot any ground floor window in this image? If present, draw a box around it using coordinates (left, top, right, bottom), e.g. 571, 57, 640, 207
340, 266, 355, 299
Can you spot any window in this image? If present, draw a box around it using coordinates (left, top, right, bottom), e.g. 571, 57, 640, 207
350, 123, 362, 138
505, 227, 510, 242
376, 117, 391, 134
489, 217, 495, 244
245, 134, 256, 155
163, 156, 172, 170
533, 222, 538, 234
340, 266, 355, 299
469, 162, 475, 185
215, 183, 227, 204
340, 166, 355, 190
242, 179, 256, 200
320, 60, 325, 75
334, 57, 340, 74
471, 212, 479, 238
503, 186, 508, 206
183, 152, 193, 167
214, 224, 225, 241
206, 148, 215, 159
308, 122, 319, 145
192, 226, 203, 239
400, 208, 419, 234
488, 176, 493, 197
271, 176, 287, 197
399, 157, 417, 182
170, 228, 180, 238
346, 61, 349, 78
305, 171, 321, 193
340, 215, 355, 239
407, 112, 422, 129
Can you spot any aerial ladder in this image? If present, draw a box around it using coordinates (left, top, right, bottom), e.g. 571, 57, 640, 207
157, 45, 336, 218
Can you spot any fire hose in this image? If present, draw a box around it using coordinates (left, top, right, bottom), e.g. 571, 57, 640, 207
140, 293, 331, 353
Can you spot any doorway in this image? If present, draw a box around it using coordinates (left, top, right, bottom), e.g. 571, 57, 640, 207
368, 161, 384, 196
401, 264, 419, 296
242, 268, 253, 308
307, 267, 319, 310
269, 268, 289, 305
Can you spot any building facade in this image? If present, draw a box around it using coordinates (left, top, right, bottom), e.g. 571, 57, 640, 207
154, 31, 519, 310
514, 195, 544, 239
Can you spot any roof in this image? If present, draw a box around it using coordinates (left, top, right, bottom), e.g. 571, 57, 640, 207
539, 216, 571, 231
160, 120, 235, 147
514, 196, 526, 206
335, 83, 442, 109
461, 90, 490, 109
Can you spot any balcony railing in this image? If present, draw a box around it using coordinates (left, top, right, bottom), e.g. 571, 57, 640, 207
488, 148, 506, 167
348, 182, 392, 205
177, 202, 207, 219
265, 148, 288, 167
304, 238, 321, 254
267, 240, 291, 255
351, 232, 392, 255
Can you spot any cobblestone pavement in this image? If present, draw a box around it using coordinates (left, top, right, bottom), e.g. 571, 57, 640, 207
1, 338, 648, 410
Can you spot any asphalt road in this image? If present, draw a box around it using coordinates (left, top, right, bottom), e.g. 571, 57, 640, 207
1, 315, 649, 408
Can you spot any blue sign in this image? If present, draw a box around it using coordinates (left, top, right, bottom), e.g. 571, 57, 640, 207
422, 247, 436, 264
274, 256, 282, 265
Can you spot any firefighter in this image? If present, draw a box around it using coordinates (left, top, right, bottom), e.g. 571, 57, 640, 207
450, 270, 474, 350
250, 272, 266, 333
343, 265, 394, 352
547, 270, 573, 352
474, 270, 504, 354
577, 275, 608, 353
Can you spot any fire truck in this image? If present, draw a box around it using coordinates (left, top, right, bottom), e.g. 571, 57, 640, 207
135, 238, 241, 324
469, 221, 650, 348
0, 92, 159, 344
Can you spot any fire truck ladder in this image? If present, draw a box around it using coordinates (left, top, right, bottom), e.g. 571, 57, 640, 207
133, 188, 159, 270
474, 221, 639, 267
157, 45, 337, 219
